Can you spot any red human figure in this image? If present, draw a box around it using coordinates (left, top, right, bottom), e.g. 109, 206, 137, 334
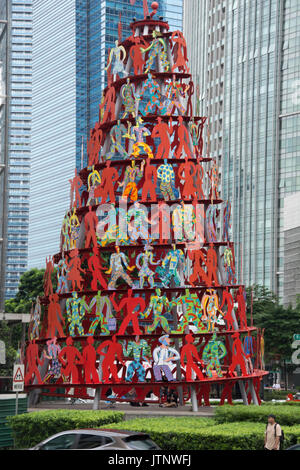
99, 85, 116, 123
25, 339, 45, 385
141, 156, 157, 202
44, 256, 54, 296
174, 116, 192, 159
47, 293, 65, 338
66, 249, 85, 291
84, 206, 98, 248
87, 127, 102, 167
197, 383, 211, 407
58, 336, 83, 384
100, 160, 119, 204
188, 248, 209, 286
171, 30, 189, 73
181, 334, 204, 381
151, 117, 173, 159
88, 246, 108, 290
235, 286, 248, 330
178, 156, 197, 201
220, 380, 234, 405
228, 332, 248, 377
195, 159, 205, 200
96, 334, 125, 383
205, 243, 219, 286
220, 288, 235, 331
111, 289, 145, 336
185, 80, 194, 116
69, 168, 83, 209
82, 336, 100, 384
129, 35, 148, 75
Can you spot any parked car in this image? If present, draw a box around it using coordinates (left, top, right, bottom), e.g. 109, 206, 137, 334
286, 444, 300, 450
29, 429, 161, 450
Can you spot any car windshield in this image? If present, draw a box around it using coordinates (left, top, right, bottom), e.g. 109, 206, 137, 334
77, 434, 113, 449
124, 435, 158, 450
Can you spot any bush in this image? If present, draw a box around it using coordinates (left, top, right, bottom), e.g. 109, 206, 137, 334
215, 404, 300, 426
100, 417, 300, 450
7, 409, 124, 449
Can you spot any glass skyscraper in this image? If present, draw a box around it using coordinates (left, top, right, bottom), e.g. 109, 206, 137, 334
28, 0, 183, 269
2, 0, 33, 300
184, 0, 300, 300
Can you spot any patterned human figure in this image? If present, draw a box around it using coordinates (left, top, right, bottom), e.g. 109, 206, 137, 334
181, 334, 204, 381
88, 246, 108, 290
100, 161, 119, 204
201, 289, 224, 332
58, 336, 83, 384
123, 336, 150, 382
111, 289, 145, 336
97, 335, 125, 383
152, 335, 180, 382
141, 30, 169, 73
84, 206, 98, 248
127, 201, 151, 242
118, 160, 145, 202
174, 116, 192, 159
228, 332, 248, 376
172, 202, 196, 242
105, 39, 127, 80
206, 205, 218, 242
66, 292, 89, 336
25, 339, 44, 385
220, 288, 235, 331
126, 117, 153, 159
43, 337, 62, 383
208, 160, 220, 200
202, 333, 227, 378
136, 245, 159, 288
222, 246, 236, 284
142, 288, 171, 334
87, 291, 113, 336
170, 289, 207, 334
121, 78, 139, 118
69, 208, 80, 249
87, 167, 102, 205
155, 245, 185, 287
141, 157, 157, 202
139, 73, 166, 115
56, 257, 68, 294
235, 286, 247, 330
165, 76, 187, 115
31, 296, 42, 339
106, 246, 135, 290
47, 293, 65, 338
157, 160, 176, 201
106, 121, 128, 160
223, 201, 231, 242
82, 336, 100, 384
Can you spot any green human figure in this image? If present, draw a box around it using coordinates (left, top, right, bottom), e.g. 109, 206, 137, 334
142, 288, 171, 334
123, 336, 151, 382
155, 246, 185, 287
170, 289, 207, 334
66, 292, 89, 337
202, 332, 227, 378
87, 290, 113, 336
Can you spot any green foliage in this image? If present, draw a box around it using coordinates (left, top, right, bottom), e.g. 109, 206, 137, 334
0, 321, 17, 376
7, 409, 125, 449
100, 417, 300, 450
215, 404, 300, 426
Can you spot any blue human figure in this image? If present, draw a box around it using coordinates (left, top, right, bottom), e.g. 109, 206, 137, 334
138, 73, 167, 116
136, 245, 160, 288
66, 292, 89, 336
123, 337, 150, 382
156, 246, 185, 287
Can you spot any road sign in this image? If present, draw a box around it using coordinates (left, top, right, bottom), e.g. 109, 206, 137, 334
13, 364, 24, 392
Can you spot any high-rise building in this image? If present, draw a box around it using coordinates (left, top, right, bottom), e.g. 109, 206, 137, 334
184, 0, 300, 300
28, 0, 183, 269
1, 0, 33, 300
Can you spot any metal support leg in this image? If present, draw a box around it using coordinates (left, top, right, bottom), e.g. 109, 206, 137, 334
190, 385, 198, 412
249, 379, 259, 405
93, 388, 100, 410
238, 380, 248, 405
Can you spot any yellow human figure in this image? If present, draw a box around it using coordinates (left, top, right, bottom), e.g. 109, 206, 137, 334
69, 208, 80, 250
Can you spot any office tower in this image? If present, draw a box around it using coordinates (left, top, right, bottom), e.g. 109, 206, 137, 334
28, 0, 183, 270
283, 193, 300, 307
184, 0, 300, 299
1, 1, 33, 300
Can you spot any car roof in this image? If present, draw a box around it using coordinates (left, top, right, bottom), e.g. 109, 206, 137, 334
52, 429, 149, 438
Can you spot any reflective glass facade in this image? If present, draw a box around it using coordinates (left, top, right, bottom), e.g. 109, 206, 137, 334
28, 0, 183, 269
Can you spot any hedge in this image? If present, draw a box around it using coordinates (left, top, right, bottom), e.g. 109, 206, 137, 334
7, 409, 125, 449
100, 417, 300, 450
215, 404, 300, 426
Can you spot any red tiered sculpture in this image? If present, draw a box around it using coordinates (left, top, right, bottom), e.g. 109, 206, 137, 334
24, 5, 267, 408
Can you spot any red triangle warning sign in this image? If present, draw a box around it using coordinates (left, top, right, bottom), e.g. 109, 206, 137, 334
13, 366, 24, 383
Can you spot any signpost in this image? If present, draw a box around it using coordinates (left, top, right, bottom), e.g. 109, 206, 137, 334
12, 364, 24, 415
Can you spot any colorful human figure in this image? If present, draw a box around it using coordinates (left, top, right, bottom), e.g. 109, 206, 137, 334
56, 257, 68, 294
208, 160, 220, 200
201, 289, 224, 332
206, 205, 218, 242
84, 206, 98, 248
223, 201, 231, 242
118, 160, 145, 202
106, 121, 128, 160
66, 292, 89, 336
235, 286, 247, 330
164, 76, 187, 115
121, 78, 139, 118
243, 332, 254, 375
126, 117, 153, 159
139, 73, 166, 116
87, 291, 113, 336
174, 116, 192, 159
87, 167, 102, 206
123, 336, 150, 382
202, 333, 227, 378
127, 201, 151, 243
155, 246, 185, 287
112, 289, 145, 336
228, 332, 248, 376
223, 246, 236, 284
60, 212, 70, 252
88, 246, 108, 290
136, 245, 159, 288
181, 334, 204, 381
43, 337, 62, 383
25, 339, 44, 385
96, 335, 125, 383
171, 30, 189, 73
58, 336, 83, 384
153, 335, 180, 382
142, 288, 171, 334
141, 157, 157, 202
141, 30, 169, 72
205, 243, 219, 286
151, 117, 173, 159
66, 249, 85, 291
69, 168, 83, 209
220, 288, 235, 331
47, 293, 65, 338
31, 296, 42, 339
170, 289, 207, 334
188, 117, 206, 158
178, 157, 197, 201
68, 208, 80, 250
99, 161, 119, 204
106, 246, 135, 290
82, 336, 100, 384
105, 39, 127, 80
157, 160, 176, 201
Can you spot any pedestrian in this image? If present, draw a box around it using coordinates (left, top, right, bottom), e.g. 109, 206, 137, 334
264, 414, 283, 450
